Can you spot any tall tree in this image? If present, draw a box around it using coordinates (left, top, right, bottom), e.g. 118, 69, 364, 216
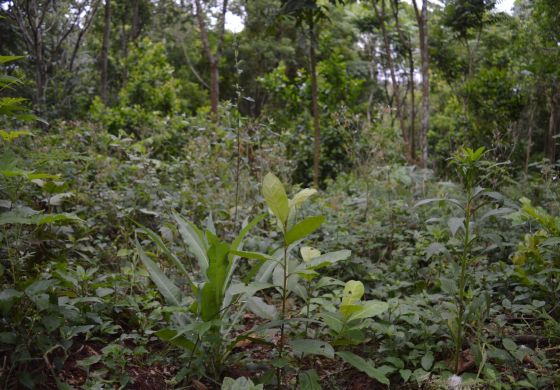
412, 0, 429, 166
280, 0, 344, 187
391, 0, 417, 162
100, 0, 111, 103
372, 0, 411, 163
6, 0, 100, 113
194, 0, 228, 120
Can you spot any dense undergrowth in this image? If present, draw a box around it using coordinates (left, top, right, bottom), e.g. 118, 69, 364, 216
1, 112, 559, 389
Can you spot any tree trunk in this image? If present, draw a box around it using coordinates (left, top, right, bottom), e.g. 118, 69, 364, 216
373, 0, 410, 163
525, 103, 534, 173
391, 0, 416, 162
413, 0, 429, 168
309, 19, 321, 188
546, 89, 558, 163
34, 46, 47, 113
131, 0, 140, 41
194, 0, 228, 122
209, 60, 220, 118
100, 0, 111, 103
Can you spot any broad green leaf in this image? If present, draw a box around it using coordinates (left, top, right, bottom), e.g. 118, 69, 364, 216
341, 280, 364, 306
285, 215, 324, 245
290, 188, 317, 209
421, 351, 434, 371
320, 310, 344, 333
200, 240, 230, 321
227, 282, 273, 296
298, 369, 321, 390
0, 55, 23, 64
336, 351, 389, 385
448, 217, 464, 237
289, 339, 334, 359
155, 329, 196, 351
262, 172, 289, 226
295, 250, 351, 272
301, 246, 321, 262
400, 368, 412, 382
173, 212, 209, 274
502, 338, 517, 352
221, 376, 263, 390
135, 240, 181, 306
25, 280, 56, 296
77, 354, 102, 368
247, 296, 277, 320
95, 287, 114, 298
349, 300, 389, 321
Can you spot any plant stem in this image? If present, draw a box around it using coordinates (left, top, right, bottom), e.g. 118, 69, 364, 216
454, 192, 472, 374
277, 243, 289, 388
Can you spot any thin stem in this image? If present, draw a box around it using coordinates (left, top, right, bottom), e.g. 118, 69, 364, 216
277, 243, 289, 388
454, 192, 472, 374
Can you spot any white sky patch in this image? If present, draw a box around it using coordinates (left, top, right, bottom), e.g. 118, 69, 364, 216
225, 12, 244, 33
495, 0, 515, 14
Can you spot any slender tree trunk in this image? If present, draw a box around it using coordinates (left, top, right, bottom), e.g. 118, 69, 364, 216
546, 89, 558, 163
413, 0, 429, 167
194, 0, 228, 121
391, 0, 416, 162
209, 60, 220, 117
373, 0, 411, 163
525, 103, 534, 173
131, 0, 140, 41
34, 47, 47, 113
100, 0, 111, 103
309, 18, 321, 188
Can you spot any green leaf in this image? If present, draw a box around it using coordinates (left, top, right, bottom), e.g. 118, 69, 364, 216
262, 172, 290, 226
227, 282, 273, 296
155, 329, 196, 351
341, 280, 364, 306
301, 246, 321, 262
77, 354, 102, 368
289, 339, 334, 359
135, 239, 181, 306
95, 287, 114, 298
0, 55, 23, 64
298, 369, 321, 390
290, 188, 318, 209
285, 215, 325, 245
295, 250, 351, 272
172, 212, 209, 275
421, 351, 434, 371
200, 240, 230, 321
385, 356, 404, 369
230, 250, 273, 261
320, 310, 344, 333
502, 338, 517, 352
222, 377, 263, 390
336, 351, 389, 385
448, 217, 464, 237
247, 296, 277, 320
399, 368, 412, 382
349, 300, 389, 321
